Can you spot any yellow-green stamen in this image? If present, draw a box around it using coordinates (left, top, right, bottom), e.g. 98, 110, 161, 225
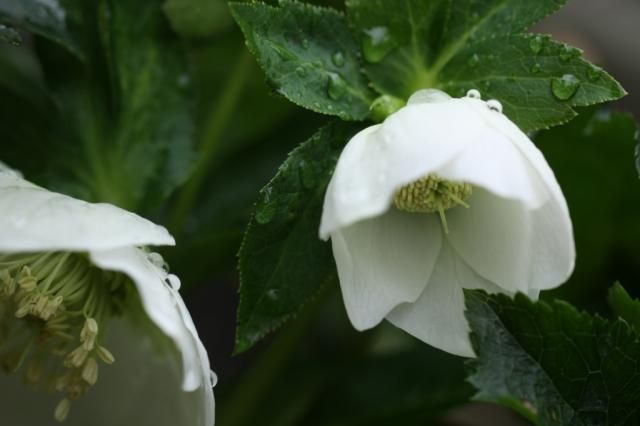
393, 174, 472, 233
0, 252, 128, 422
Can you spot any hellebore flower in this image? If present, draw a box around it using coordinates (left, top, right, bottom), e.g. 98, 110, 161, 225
0, 166, 215, 425
320, 89, 575, 357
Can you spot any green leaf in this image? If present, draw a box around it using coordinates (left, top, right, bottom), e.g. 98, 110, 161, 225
99, 1, 194, 209
235, 121, 361, 353
346, 0, 626, 131
608, 283, 640, 330
466, 291, 640, 425
0, 0, 82, 57
163, 0, 233, 38
229, 0, 375, 121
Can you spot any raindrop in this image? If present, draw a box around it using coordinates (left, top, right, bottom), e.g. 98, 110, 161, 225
165, 274, 181, 291
587, 64, 602, 82
295, 66, 307, 77
273, 44, 296, 61
362, 26, 396, 63
147, 252, 169, 273
486, 99, 503, 113
529, 35, 543, 54
332, 51, 345, 67
327, 73, 348, 100
267, 289, 279, 300
298, 160, 317, 189
407, 89, 451, 105
255, 190, 277, 224
210, 370, 218, 387
466, 89, 481, 100
0, 24, 22, 46
551, 74, 580, 101
467, 54, 480, 67
559, 45, 579, 62
177, 74, 190, 88
531, 63, 541, 74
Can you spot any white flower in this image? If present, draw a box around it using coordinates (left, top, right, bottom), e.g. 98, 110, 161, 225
0, 166, 214, 425
320, 89, 575, 357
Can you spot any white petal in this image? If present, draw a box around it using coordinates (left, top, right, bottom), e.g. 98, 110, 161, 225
433, 99, 554, 209
447, 188, 574, 293
89, 247, 209, 392
387, 243, 505, 357
331, 208, 441, 330
0, 319, 214, 426
0, 172, 173, 252
321, 99, 487, 237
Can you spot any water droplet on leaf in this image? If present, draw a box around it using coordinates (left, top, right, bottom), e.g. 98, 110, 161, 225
302, 39, 310, 49
551, 74, 580, 101
587, 64, 602, 81
529, 35, 543, 54
327, 73, 348, 100
531, 63, 541, 73
210, 370, 218, 387
256, 188, 277, 224
332, 51, 345, 67
468, 54, 480, 67
559, 45, 580, 62
466, 89, 481, 100
295, 66, 307, 77
362, 27, 396, 63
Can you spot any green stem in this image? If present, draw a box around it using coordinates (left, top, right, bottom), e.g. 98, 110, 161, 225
169, 50, 253, 234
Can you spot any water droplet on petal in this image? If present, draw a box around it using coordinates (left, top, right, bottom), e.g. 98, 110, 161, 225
551, 74, 580, 101
362, 26, 396, 63
0, 24, 22, 46
467, 53, 480, 67
147, 252, 169, 273
165, 274, 181, 291
210, 370, 218, 387
486, 99, 503, 113
327, 73, 348, 100
587, 64, 602, 81
466, 89, 481, 100
331, 51, 345, 67
529, 35, 543, 54
407, 89, 451, 105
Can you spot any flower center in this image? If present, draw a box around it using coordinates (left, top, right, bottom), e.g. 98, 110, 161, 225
0, 252, 127, 422
393, 174, 472, 233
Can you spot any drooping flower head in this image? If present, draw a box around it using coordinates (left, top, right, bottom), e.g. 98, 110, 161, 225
320, 89, 575, 357
0, 166, 214, 425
